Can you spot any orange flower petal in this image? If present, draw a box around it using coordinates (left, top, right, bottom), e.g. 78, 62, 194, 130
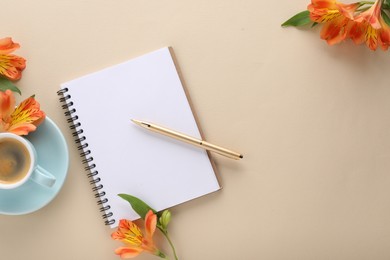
0, 37, 20, 55
112, 215, 161, 257
310, 0, 337, 10
354, 0, 382, 29
336, 3, 359, 20
114, 219, 143, 246
11, 96, 46, 125
348, 22, 365, 45
0, 91, 45, 135
0, 89, 15, 120
320, 16, 351, 45
111, 230, 126, 240
5, 96, 46, 135
144, 210, 157, 238
9, 55, 26, 70
365, 24, 379, 50
7, 123, 36, 136
0, 38, 25, 80
118, 219, 132, 230
308, 5, 339, 23
115, 247, 143, 259
308, 0, 358, 24
377, 17, 390, 50
0, 54, 26, 80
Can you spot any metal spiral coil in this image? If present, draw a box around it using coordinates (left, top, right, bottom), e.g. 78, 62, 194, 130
57, 88, 114, 226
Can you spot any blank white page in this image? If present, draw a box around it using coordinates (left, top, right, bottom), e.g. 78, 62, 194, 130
60, 47, 220, 227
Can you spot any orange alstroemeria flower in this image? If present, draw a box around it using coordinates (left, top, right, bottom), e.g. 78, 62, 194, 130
0, 37, 26, 81
354, 0, 383, 29
308, 0, 359, 45
349, 0, 390, 50
0, 90, 46, 135
111, 210, 166, 259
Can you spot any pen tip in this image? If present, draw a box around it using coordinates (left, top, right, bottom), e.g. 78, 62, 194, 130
131, 119, 149, 128
239, 155, 243, 159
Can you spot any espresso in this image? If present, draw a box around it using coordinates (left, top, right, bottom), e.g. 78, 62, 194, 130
0, 138, 31, 184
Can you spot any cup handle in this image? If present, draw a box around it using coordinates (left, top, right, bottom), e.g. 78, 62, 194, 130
30, 165, 56, 188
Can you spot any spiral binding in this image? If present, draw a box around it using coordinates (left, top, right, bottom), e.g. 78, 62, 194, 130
57, 88, 115, 226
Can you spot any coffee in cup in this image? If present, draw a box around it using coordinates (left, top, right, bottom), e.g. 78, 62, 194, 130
0, 137, 32, 185
0, 133, 56, 190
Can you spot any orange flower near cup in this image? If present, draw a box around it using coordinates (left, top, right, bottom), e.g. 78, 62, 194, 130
0, 37, 26, 80
0, 90, 46, 135
111, 210, 166, 259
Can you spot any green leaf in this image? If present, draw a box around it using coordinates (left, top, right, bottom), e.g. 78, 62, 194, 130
0, 78, 21, 95
118, 194, 158, 220
281, 10, 311, 27
382, 10, 390, 27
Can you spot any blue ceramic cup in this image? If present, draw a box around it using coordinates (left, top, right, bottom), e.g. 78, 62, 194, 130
0, 133, 56, 189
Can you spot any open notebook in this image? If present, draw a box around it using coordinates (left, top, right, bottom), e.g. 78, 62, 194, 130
57, 47, 220, 228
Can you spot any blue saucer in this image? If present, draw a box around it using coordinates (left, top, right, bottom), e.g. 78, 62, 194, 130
0, 117, 69, 215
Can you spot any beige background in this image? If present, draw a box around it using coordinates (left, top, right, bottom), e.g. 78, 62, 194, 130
2, 0, 390, 259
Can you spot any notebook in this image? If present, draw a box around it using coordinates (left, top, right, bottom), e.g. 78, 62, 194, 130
57, 47, 221, 228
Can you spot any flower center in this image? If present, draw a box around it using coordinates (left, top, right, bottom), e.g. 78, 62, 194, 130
322, 10, 341, 22
123, 223, 144, 247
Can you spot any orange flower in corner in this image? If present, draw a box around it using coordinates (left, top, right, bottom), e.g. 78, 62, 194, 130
349, 0, 390, 50
111, 210, 166, 259
354, 0, 383, 29
282, 0, 390, 51
307, 0, 359, 45
0, 37, 26, 81
0, 90, 45, 135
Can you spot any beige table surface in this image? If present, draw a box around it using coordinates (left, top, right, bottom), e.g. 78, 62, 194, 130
2, 0, 390, 259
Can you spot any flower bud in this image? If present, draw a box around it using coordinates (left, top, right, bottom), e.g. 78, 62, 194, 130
159, 210, 171, 230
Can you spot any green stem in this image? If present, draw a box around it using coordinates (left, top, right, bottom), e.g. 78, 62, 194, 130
164, 231, 179, 260
157, 226, 179, 260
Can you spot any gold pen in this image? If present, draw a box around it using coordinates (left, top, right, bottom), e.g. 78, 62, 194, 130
131, 119, 243, 160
